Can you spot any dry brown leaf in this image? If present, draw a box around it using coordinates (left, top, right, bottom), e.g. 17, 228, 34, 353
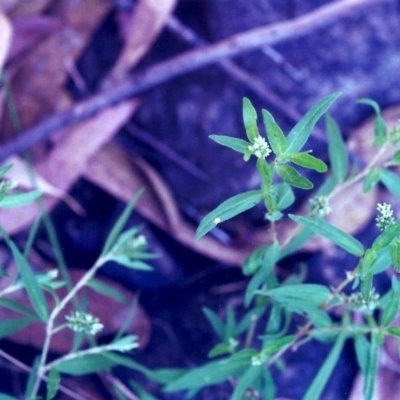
0, 100, 138, 234
84, 143, 251, 266
4, 0, 51, 19
0, 10, 12, 70
1, 0, 112, 137
105, 0, 177, 86
348, 104, 400, 163
8, 15, 61, 63
0, 268, 151, 353
2, 155, 84, 214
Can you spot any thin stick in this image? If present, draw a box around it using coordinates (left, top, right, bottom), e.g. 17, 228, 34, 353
0, 0, 386, 162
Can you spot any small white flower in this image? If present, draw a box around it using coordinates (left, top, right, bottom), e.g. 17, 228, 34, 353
247, 136, 272, 159
376, 202, 395, 231
309, 196, 331, 217
66, 311, 104, 335
214, 217, 221, 224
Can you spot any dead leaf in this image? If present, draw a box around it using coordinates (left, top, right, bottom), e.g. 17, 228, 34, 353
0, 100, 138, 234
0, 10, 12, 71
104, 0, 177, 86
1, 0, 112, 138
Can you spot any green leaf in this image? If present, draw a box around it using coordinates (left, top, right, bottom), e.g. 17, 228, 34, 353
392, 150, 400, 165
109, 254, 153, 270
276, 165, 313, 189
303, 333, 347, 400
0, 164, 13, 180
0, 298, 39, 318
390, 240, 400, 273
358, 99, 387, 147
55, 353, 118, 375
202, 307, 225, 339
257, 158, 273, 193
164, 350, 255, 392
0, 229, 49, 321
363, 331, 384, 400
262, 109, 286, 155
280, 227, 315, 258
354, 334, 370, 377
372, 116, 387, 146
371, 219, 400, 253
326, 114, 348, 182
359, 249, 376, 280
257, 283, 330, 306
231, 365, 263, 400
287, 152, 327, 173
0, 393, 18, 400
285, 92, 341, 154
381, 277, 400, 326
101, 189, 144, 256
361, 272, 373, 303
370, 247, 391, 275
86, 278, 128, 304
245, 243, 280, 306
387, 326, 400, 338
46, 369, 60, 400
0, 316, 35, 339
195, 190, 263, 240
363, 168, 380, 193
243, 97, 260, 142
289, 214, 364, 257
275, 183, 295, 210
379, 169, 400, 198
0, 190, 42, 208
357, 98, 381, 115
209, 135, 249, 154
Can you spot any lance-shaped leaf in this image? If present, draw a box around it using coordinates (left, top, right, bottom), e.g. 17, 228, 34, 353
289, 214, 364, 256
390, 240, 400, 273
303, 333, 347, 400
0, 226, 48, 321
101, 189, 144, 256
363, 331, 384, 400
379, 169, 400, 198
256, 158, 273, 192
285, 92, 341, 154
262, 109, 286, 155
242, 97, 260, 142
381, 276, 400, 326
276, 165, 313, 189
0, 190, 42, 208
287, 152, 327, 173
371, 219, 400, 253
195, 190, 263, 240
358, 99, 387, 147
256, 283, 331, 306
326, 114, 348, 182
363, 168, 380, 193
209, 135, 249, 154
0, 164, 13, 179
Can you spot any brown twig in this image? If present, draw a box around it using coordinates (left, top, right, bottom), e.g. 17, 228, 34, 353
0, 0, 387, 162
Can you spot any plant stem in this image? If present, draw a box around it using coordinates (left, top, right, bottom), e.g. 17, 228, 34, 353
30, 255, 109, 398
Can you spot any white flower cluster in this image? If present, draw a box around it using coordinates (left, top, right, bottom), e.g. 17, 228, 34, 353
65, 311, 104, 335
309, 196, 331, 217
247, 136, 272, 159
376, 202, 395, 231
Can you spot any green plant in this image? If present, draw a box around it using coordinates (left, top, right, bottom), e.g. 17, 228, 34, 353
161, 93, 400, 399
0, 179, 162, 399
